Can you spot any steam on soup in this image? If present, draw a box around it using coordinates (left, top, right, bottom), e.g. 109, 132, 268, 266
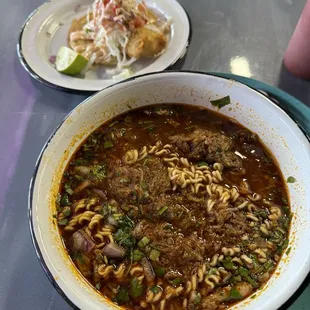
56, 104, 291, 310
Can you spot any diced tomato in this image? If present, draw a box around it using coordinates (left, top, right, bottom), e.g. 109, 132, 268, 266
132, 16, 146, 29
113, 4, 120, 15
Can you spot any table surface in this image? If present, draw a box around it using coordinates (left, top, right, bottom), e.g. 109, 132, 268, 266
1, 0, 310, 309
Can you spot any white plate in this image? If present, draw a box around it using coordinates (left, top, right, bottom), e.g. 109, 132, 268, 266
17, 0, 190, 92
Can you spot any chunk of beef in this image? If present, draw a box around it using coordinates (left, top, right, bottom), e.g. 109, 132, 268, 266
132, 220, 208, 278
242, 143, 266, 159
236, 129, 258, 144
146, 158, 171, 196
214, 151, 242, 169
170, 129, 242, 168
204, 208, 251, 244
108, 158, 170, 204
108, 166, 143, 203
235, 282, 254, 298
132, 220, 174, 240
133, 207, 250, 279
139, 194, 191, 224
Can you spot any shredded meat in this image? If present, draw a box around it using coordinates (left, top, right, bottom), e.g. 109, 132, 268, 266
132, 220, 206, 277
169, 129, 242, 168
108, 158, 171, 203
200, 287, 231, 310
138, 194, 192, 225
235, 282, 253, 297
132, 206, 250, 279
236, 129, 258, 144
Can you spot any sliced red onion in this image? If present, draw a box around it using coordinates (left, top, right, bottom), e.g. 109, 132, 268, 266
141, 257, 155, 283
102, 243, 125, 258
74, 180, 92, 193
74, 166, 91, 176
132, 221, 144, 238
49, 55, 56, 64
70, 230, 95, 253
106, 215, 118, 227
92, 189, 107, 200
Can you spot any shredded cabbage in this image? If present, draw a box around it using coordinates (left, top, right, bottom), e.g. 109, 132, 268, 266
84, 0, 148, 69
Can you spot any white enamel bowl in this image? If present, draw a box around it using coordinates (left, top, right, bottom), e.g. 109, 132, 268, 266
29, 71, 310, 310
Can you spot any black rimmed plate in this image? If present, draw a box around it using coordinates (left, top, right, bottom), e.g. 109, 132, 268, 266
18, 0, 190, 92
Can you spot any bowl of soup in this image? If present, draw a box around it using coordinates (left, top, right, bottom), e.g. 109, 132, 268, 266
29, 71, 310, 310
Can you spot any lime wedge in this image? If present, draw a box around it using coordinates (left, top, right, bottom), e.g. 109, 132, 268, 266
55, 46, 88, 75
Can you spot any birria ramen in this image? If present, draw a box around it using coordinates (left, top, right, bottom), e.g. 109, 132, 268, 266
56, 104, 291, 310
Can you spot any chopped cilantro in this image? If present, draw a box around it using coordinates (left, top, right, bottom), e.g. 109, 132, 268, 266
172, 278, 182, 286
263, 260, 274, 272
115, 287, 130, 304
210, 96, 231, 109
281, 196, 288, 204
72, 158, 88, 166
150, 285, 159, 294
64, 183, 73, 195
56, 193, 61, 206
155, 267, 165, 277
114, 216, 136, 253
194, 292, 201, 305
90, 165, 106, 181
158, 206, 168, 215
287, 176, 296, 183
63, 209, 71, 217
58, 218, 68, 226
118, 215, 134, 230
222, 260, 235, 270
229, 287, 243, 300
149, 249, 160, 261
138, 237, 150, 248
277, 239, 289, 254
60, 193, 71, 206
95, 283, 101, 290
73, 252, 85, 265
282, 205, 290, 216
104, 141, 114, 149
114, 229, 135, 250
197, 161, 208, 167
133, 249, 144, 262
130, 278, 144, 298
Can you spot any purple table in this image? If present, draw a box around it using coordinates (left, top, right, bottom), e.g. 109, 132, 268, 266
0, 0, 309, 309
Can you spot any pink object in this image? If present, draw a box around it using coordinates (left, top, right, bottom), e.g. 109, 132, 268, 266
284, 0, 310, 80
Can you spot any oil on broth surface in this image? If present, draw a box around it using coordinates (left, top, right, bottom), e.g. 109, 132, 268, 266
56, 104, 291, 310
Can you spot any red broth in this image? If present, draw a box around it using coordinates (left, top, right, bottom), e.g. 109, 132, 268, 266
56, 104, 291, 310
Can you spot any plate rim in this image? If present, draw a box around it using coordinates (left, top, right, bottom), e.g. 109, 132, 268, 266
28, 70, 310, 310
17, 0, 191, 93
